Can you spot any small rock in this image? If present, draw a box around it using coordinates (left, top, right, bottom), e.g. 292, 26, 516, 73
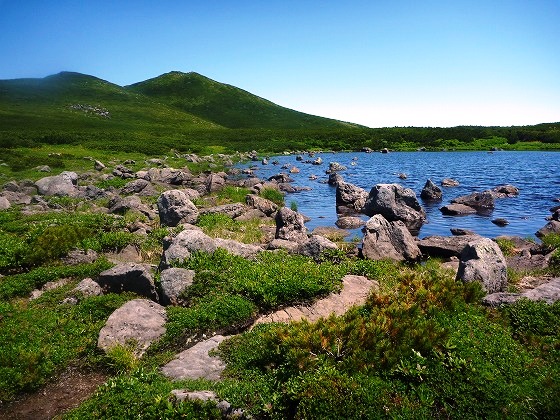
441, 178, 460, 187
492, 218, 509, 226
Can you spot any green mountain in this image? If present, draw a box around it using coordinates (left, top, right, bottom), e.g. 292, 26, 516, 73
125, 71, 352, 129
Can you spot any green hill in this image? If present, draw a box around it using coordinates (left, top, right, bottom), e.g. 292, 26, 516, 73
125, 71, 353, 129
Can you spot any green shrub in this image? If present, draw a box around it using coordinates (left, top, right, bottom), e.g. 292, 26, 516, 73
63, 368, 222, 419
215, 185, 251, 204
495, 237, 516, 256
0, 292, 131, 402
196, 213, 269, 244
260, 187, 284, 206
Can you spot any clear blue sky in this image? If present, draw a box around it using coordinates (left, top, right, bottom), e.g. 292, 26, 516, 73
1, 0, 558, 127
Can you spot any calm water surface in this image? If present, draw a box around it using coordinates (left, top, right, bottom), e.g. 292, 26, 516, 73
240, 151, 559, 239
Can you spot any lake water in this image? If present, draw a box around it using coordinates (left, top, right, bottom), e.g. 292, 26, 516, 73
239, 151, 559, 240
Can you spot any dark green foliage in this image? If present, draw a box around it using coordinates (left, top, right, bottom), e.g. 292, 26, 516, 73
215, 264, 559, 418
0, 72, 558, 160
178, 249, 344, 309
63, 368, 222, 419
259, 187, 285, 206
0, 259, 112, 300
0, 292, 132, 401
0, 210, 132, 272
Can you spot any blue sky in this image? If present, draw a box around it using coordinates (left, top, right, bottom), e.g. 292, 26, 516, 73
0, 0, 558, 127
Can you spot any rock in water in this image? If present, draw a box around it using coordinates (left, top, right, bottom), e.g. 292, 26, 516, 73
456, 238, 508, 294
420, 179, 442, 201
362, 183, 426, 236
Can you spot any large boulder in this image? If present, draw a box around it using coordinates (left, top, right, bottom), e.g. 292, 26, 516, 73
108, 195, 156, 219
146, 167, 191, 185
336, 182, 369, 214
361, 214, 422, 262
335, 216, 366, 229
483, 278, 560, 307
200, 203, 248, 219
420, 179, 442, 201
205, 173, 226, 193
161, 229, 217, 268
456, 238, 508, 294
157, 190, 199, 227
536, 220, 560, 238
275, 207, 308, 243
34, 171, 79, 197
295, 235, 338, 260
214, 238, 263, 259
418, 235, 480, 258
246, 194, 278, 216
0, 196, 10, 210
95, 263, 159, 301
159, 268, 196, 306
362, 184, 426, 236
98, 299, 167, 357
328, 173, 344, 186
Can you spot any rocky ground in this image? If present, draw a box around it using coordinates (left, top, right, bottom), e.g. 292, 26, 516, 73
1, 152, 559, 418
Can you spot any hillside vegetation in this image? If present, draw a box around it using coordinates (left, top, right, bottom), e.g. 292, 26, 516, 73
1, 71, 559, 157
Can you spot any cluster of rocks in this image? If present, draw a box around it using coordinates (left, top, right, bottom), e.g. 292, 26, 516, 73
4, 152, 559, 415
69, 104, 111, 118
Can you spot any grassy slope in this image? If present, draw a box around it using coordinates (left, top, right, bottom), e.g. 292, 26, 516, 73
125, 71, 355, 130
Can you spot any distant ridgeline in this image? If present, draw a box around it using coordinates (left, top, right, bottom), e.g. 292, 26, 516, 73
0, 71, 558, 154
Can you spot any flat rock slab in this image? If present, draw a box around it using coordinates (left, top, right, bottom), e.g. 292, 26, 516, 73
254, 274, 378, 325
483, 277, 560, 306
161, 335, 228, 381
98, 299, 167, 357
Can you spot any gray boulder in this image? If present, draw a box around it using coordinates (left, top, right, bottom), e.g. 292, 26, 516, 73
420, 179, 442, 201
160, 268, 196, 306
108, 195, 156, 219
200, 203, 248, 219
267, 238, 300, 252
326, 162, 347, 173
161, 335, 228, 381
205, 173, 226, 193
98, 299, 167, 357
361, 214, 422, 262
120, 179, 151, 195
246, 194, 278, 216
483, 278, 560, 306
95, 263, 159, 301
362, 183, 426, 236
157, 190, 199, 227
296, 235, 338, 260
536, 220, 560, 238
161, 230, 217, 268
335, 216, 365, 229
94, 160, 106, 171
147, 167, 191, 185
0, 196, 10, 210
418, 235, 480, 258
336, 182, 369, 214
74, 277, 103, 296
456, 238, 508, 294
275, 207, 308, 243
328, 173, 344, 186
214, 238, 263, 259
34, 171, 79, 197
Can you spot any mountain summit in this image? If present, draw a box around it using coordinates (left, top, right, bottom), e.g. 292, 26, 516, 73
125, 71, 348, 129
